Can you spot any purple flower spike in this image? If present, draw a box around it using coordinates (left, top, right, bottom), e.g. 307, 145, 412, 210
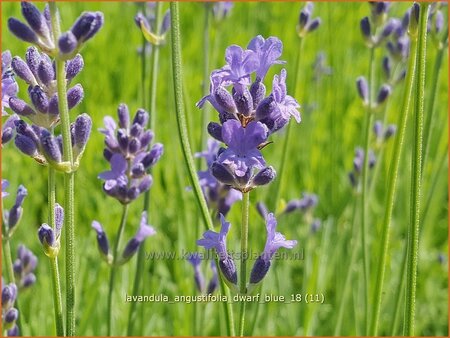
8, 18, 39, 44
187, 253, 205, 293
249, 213, 297, 284
92, 220, 110, 258
247, 35, 285, 81
11, 56, 36, 86
58, 31, 78, 55
219, 120, 267, 177
14, 245, 38, 289
122, 212, 156, 260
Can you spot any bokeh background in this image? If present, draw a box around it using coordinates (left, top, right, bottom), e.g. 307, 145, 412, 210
1, 1, 448, 336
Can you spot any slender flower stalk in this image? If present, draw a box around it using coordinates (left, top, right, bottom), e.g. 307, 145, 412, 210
238, 192, 250, 337
169, 2, 235, 335
48, 3, 76, 334
404, 4, 428, 335
200, 3, 211, 156
369, 4, 421, 335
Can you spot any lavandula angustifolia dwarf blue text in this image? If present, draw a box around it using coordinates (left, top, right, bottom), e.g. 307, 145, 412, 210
7, 2, 103, 335
93, 104, 161, 335
196, 35, 298, 336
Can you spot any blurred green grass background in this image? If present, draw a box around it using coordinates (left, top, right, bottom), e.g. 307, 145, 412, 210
1, 1, 448, 336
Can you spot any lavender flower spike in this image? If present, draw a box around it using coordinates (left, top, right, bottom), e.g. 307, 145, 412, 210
197, 214, 237, 287
91, 221, 112, 264
249, 213, 297, 285
121, 212, 156, 262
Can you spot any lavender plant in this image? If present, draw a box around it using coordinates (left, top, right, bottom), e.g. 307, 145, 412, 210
93, 104, 162, 335
6, 2, 103, 335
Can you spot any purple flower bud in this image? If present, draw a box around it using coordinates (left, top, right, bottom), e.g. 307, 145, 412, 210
373, 120, 383, 139
252, 166, 276, 186
14, 135, 38, 156
21, 2, 48, 37
58, 31, 78, 54
15, 120, 40, 142
311, 219, 321, 233
160, 10, 171, 35
207, 261, 218, 294
435, 10, 444, 33
138, 175, 153, 193
22, 273, 36, 287
103, 148, 113, 161
29, 85, 49, 113
38, 224, 55, 247
9, 97, 36, 117
384, 124, 397, 140
233, 87, 253, 116
187, 253, 205, 292
11, 56, 36, 85
2, 283, 17, 309
381, 18, 397, 37
73, 113, 92, 149
382, 56, 391, 79
8, 18, 39, 43
91, 221, 110, 257
4, 308, 19, 324
131, 163, 145, 178
360, 17, 371, 39
71, 12, 104, 43
66, 54, 84, 81
142, 143, 164, 168
356, 76, 369, 103
250, 80, 266, 108
133, 109, 149, 127
139, 130, 154, 149
130, 124, 143, 138
219, 254, 238, 285
37, 58, 55, 87
410, 3, 420, 33
40, 130, 62, 163
25, 46, 41, 78
117, 129, 129, 153
249, 255, 271, 284
128, 138, 141, 154
8, 205, 22, 229
48, 94, 59, 115
255, 95, 276, 121
122, 212, 156, 260
307, 18, 321, 33
207, 122, 223, 142
211, 162, 235, 186
7, 326, 19, 336
376, 84, 391, 104
118, 103, 130, 129
67, 84, 84, 109
299, 10, 310, 30
214, 86, 237, 114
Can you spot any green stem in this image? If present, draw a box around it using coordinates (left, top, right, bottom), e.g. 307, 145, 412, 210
391, 247, 407, 335
2, 237, 15, 285
200, 3, 211, 156
48, 167, 64, 336
169, 3, 235, 335
107, 203, 129, 336
404, 5, 428, 335
49, 3, 76, 335
238, 192, 250, 337
360, 46, 375, 335
369, 18, 420, 336
272, 38, 303, 209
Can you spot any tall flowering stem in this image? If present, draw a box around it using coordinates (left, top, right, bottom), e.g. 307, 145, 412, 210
169, 2, 235, 335
404, 4, 428, 335
369, 5, 420, 335
48, 2, 76, 335
238, 192, 250, 336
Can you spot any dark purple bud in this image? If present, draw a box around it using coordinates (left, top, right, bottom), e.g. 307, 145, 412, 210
133, 109, 149, 126
384, 124, 397, 140
256, 202, 269, 220
376, 84, 391, 104
127, 187, 140, 201
40, 130, 62, 163
2, 284, 17, 309
360, 17, 371, 39
21, 1, 48, 37
299, 10, 310, 29
37, 58, 55, 86
83, 12, 104, 41
103, 148, 113, 161
67, 84, 84, 109
25, 46, 41, 78
9, 97, 36, 117
374, 2, 390, 16
7, 326, 19, 336
255, 95, 276, 121
8, 18, 39, 43
15, 120, 39, 143
118, 103, 130, 129
160, 10, 171, 35
130, 124, 143, 138
307, 18, 321, 33
252, 166, 276, 186
368, 150, 376, 168
48, 94, 59, 115
142, 143, 164, 168
138, 175, 153, 193
4, 308, 18, 324
219, 254, 237, 285
233, 88, 253, 116
382, 18, 396, 37
382, 56, 391, 79
134, 12, 148, 29
128, 138, 141, 154
29, 85, 49, 113
117, 129, 129, 153
8, 205, 23, 229
139, 130, 154, 149
11, 56, 36, 85
122, 238, 140, 260
214, 86, 237, 113
373, 120, 383, 138
14, 135, 38, 156
38, 224, 55, 247
410, 3, 420, 33
2, 128, 15, 145
92, 221, 110, 257
211, 162, 235, 185
207, 122, 223, 142
71, 11, 104, 43
13, 260, 22, 275
401, 10, 410, 32
73, 113, 92, 149
249, 255, 270, 284
356, 76, 369, 103
349, 171, 357, 187
250, 80, 266, 108
66, 54, 84, 81
22, 273, 36, 287
58, 31, 78, 54
131, 163, 145, 178
284, 200, 300, 213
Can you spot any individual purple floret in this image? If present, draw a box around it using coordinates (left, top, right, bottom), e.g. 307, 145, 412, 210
98, 104, 163, 204
121, 212, 156, 262
247, 35, 285, 81
1, 282, 19, 335
2, 114, 20, 145
3, 185, 28, 233
2, 51, 19, 116
91, 221, 112, 264
2, 179, 9, 198
13, 244, 38, 289
38, 203, 64, 257
249, 213, 297, 285
197, 214, 237, 287
297, 2, 321, 38
211, 2, 233, 21
187, 253, 205, 293
284, 192, 318, 214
